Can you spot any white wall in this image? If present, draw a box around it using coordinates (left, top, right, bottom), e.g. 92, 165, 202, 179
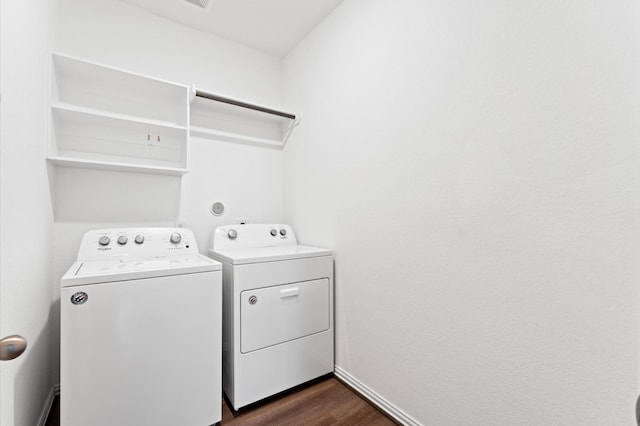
52, 0, 284, 383
283, 1, 640, 424
0, 2, 58, 425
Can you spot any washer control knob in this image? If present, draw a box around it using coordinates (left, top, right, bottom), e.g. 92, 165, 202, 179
279, 228, 287, 236
228, 229, 238, 240
117, 235, 128, 245
98, 236, 110, 246
134, 235, 145, 244
169, 233, 182, 244
270, 229, 277, 237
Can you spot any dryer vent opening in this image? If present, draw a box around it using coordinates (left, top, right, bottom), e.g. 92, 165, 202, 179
182, 0, 211, 9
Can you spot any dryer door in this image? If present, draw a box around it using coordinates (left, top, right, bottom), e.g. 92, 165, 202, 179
240, 278, 330, 353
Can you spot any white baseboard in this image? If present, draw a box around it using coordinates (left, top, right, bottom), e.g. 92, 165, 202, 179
37, 384, 60, 426
37, 385, 60, 426
44, 375, 419, 425
334, 366, 421, 426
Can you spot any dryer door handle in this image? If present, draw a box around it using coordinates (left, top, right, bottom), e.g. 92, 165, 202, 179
280, 287, 299, 298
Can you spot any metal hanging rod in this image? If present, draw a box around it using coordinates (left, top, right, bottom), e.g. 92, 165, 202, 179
194, 89, 296, 120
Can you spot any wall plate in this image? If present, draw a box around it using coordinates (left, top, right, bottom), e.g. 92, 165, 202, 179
211, 202, 224, 216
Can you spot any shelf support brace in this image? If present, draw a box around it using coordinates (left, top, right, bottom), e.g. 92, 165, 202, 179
281, 115, 302, 148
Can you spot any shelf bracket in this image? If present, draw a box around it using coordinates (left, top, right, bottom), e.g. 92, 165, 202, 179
281, 115, 302, 148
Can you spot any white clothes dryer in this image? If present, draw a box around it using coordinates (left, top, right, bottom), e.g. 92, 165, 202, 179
61, 228, 222, 426
208, 224, 334, 410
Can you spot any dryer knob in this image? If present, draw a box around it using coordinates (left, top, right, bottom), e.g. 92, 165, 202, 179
117, 235, 128, 245
270, 229, 277, 237
228, 229, 238, 240
134, 235, 145, 244
279, 228, 287, 236
170, 233, 182, 244
98, 236, 110, 246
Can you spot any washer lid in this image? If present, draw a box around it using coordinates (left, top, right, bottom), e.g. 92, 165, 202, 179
62, 254, 221, 287
208, 244, 332, 265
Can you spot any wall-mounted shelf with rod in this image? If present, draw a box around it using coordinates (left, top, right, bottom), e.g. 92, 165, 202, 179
48, 52, 191, 175
47, 53, 300, 175
189, 88, 300, 149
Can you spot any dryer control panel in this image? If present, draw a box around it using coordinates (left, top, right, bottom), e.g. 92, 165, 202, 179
212, 224, 297, 251
77, 227, 199, 261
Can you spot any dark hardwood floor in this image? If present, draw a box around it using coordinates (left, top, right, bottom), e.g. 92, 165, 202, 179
46, 375, 396, 425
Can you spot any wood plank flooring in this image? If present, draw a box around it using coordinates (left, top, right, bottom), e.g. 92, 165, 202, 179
46, 375, 397, 425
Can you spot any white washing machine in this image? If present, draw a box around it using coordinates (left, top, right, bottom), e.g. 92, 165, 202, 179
61, 228, 222, 426
208, 224, 333, 410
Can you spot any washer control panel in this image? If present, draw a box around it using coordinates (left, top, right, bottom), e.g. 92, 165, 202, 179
212, 224, 297, 251
77, 227, 199, 261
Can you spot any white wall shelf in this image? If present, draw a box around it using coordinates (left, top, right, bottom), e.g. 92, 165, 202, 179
47, 156, 188, 176
189, 89, 299, 149
48, 53, 299, 174
48, 52, 191, 175
51, 102, 188, 131
189, 126, 284, 150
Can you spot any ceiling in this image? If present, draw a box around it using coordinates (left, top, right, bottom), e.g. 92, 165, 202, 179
121, 0, 343, 57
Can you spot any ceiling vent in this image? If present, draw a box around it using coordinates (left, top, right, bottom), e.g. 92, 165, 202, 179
182, 0, 211, 9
